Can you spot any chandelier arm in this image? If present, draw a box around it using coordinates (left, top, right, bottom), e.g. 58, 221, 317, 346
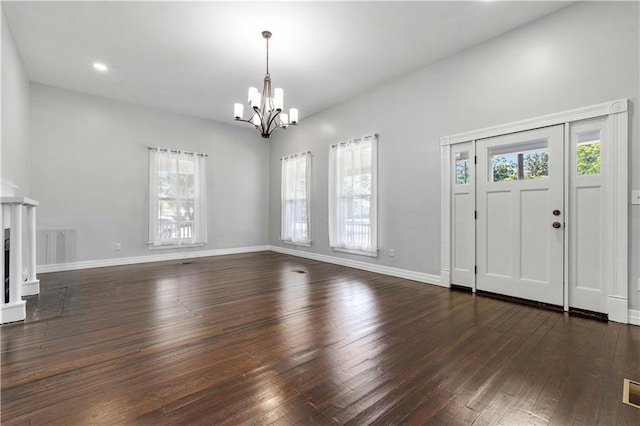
265, 109, 282, 131
267, 124, 288, 138
234, 116, 260, 128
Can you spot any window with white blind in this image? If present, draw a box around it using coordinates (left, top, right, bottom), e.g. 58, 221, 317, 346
148, 148, 207, 248
281, 152, 311, 246
328, 134, 378, 256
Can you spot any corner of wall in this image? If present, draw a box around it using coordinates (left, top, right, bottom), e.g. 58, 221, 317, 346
1, 9, 31, 197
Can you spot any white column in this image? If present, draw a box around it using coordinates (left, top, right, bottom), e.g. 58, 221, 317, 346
9, 204, 22, 304
1, 205, 4, 297
1, 203, 26, 323
23, 205, 39, 296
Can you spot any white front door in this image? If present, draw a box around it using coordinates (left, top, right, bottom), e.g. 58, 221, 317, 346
476, 125, 564, 306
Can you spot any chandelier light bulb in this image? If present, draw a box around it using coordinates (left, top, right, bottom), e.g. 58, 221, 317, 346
248, 87, 258, 104
274, 88, 284, 111
251, 92, 262, 110
289, 108, 299, 125
234, 103, 244, 120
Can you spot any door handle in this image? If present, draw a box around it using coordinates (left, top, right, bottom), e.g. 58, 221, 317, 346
552, 222, 562, 229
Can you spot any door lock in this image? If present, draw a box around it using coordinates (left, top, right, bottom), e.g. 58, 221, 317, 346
553, 210, 561, 216
552, 222, 562, 229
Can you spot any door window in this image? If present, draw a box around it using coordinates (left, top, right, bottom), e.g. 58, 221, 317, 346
489, 139, 549, 182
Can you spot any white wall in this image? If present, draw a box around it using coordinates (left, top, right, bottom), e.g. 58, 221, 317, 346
268, 2, 640, 308
1, 11, 30, 196
30, 84, 269, 265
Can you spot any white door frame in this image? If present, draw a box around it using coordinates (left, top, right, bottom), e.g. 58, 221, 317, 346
440, 98, 629, 323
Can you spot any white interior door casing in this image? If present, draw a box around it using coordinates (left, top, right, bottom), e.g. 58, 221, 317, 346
476, 125, 564, 306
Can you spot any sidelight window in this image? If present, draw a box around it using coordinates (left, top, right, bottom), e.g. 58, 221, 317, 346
576, 131, 601, 176
455, 151, 470, 185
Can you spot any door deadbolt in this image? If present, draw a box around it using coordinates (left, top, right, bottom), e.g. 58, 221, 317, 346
553, 210, 561, 216
552, 222, 562, 229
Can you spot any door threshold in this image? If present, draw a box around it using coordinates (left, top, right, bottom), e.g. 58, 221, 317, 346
475, 290, 564, 312
568, 307, 608, 322
450, 284, 473, 293
475, 290, 610, 322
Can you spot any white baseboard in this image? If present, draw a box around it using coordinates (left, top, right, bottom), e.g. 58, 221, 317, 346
1, 300, 26, 324
608, 296, 629, 324
440, 269, 450, 288
22, 279, 40, 296
268, 245, 442, 287
629, 309, 640, 326
36, 245, 270, 273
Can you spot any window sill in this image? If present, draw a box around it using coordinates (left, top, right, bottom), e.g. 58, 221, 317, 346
333, 247, 378, 258
148, 243, 205, 251
283, 240, 312, 248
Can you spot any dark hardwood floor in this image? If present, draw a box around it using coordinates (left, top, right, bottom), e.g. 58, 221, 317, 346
2, 251, 639, 425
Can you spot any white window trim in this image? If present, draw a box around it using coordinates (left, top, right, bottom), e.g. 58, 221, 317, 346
333, 247, 378, 257
280, 151, 312, 246
328, 133, 378, 257
148, 147, 208, 250
148, 243, 205, 251
282, 240, 312, 248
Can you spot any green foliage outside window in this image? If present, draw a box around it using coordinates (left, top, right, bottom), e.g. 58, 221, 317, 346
523, 151, 549, 179
492, 149, 549, 182
577, 142, 600, 175
492, 157, 518, 182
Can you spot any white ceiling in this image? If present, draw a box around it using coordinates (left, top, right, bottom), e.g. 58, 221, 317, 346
2, 1, 572, 125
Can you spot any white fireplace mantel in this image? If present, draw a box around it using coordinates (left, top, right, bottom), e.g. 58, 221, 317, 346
1, 196, 39, 207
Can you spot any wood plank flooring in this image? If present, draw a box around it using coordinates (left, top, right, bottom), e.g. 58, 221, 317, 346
1, 251, 639, 425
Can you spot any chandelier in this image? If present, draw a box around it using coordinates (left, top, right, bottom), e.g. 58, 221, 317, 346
233, 31, 299, 138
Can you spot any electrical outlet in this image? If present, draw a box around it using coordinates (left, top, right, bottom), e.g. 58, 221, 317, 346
114, 243, 121, 251
389, 249, 395, 257
632, 190, 640, 205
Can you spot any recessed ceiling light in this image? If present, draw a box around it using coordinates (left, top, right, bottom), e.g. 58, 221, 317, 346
93, 63, 108, 72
